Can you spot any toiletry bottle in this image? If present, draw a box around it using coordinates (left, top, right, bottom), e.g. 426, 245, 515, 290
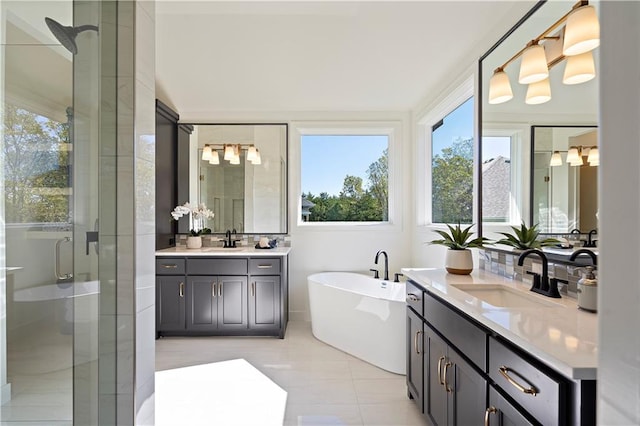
577, 266, 597, 312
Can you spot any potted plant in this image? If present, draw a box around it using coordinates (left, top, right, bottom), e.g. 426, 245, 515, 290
430, 223, 491, 275
171, 202, 215, 249
496, 222, 559, 251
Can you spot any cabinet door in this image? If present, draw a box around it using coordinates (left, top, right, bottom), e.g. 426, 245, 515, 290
218, 276, 248, 330
156, 276, 186, 332
425, 326, 448, 426
249, 276, 281, 330
448, 350, 487, 426
406, 308, 423, 411
487, 386, 535, 426
186, 276, 217, 331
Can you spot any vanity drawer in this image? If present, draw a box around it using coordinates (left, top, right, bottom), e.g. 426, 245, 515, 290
489, 336, 566, 426
406, 280, 424, 316
187, 258, 248, 275
156, 258, 185, 275
424, 292, 487, 370
249, 258, 281, 275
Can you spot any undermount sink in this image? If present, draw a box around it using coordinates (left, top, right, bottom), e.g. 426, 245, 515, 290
451, 284, 561, 308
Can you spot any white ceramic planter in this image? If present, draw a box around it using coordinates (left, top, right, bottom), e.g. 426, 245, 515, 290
186, 236, 203, 249
445, 249, 473, 275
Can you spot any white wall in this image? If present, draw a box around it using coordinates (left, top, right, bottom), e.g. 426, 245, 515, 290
176, 110, 412, 321
597, 2, 640, 423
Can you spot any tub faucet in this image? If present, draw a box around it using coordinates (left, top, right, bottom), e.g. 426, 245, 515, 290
374, 250, 389, 281
517, 249, 562, 298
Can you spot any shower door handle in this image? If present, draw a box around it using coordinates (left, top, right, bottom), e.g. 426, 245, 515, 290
86, 231, 99, 255
55, 237, 73, 280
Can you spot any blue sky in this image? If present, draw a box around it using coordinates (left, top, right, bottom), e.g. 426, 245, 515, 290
301, 97, 508, 197
301, 135, 387, 196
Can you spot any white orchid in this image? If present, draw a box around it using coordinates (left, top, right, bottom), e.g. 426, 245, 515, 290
171, 202, 215, 235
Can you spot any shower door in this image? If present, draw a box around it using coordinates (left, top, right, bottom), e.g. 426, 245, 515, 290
0, 0, 117, 424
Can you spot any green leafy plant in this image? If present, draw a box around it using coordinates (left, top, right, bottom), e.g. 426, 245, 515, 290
496, 223, 560, 250
430, 223, 492, 250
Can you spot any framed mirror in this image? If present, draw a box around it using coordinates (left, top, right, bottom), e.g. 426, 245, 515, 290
479, 1, 599, 235
530, 125, 598, 233
187, 123, 288, 234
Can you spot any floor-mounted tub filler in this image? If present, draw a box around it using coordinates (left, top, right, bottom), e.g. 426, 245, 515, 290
307, 272, 406, 374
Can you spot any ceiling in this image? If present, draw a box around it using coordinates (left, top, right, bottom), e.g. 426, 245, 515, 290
156, 1, 536, 118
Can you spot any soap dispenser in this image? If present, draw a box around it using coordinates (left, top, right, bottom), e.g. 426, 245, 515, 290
577, 266, 597, 312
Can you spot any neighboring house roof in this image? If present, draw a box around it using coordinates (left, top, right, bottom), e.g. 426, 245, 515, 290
482, 156, 510, 220
301, 197, 315, 218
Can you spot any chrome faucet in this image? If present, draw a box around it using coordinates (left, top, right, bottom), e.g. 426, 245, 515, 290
517, 249, 563, 298
374, 250, 389, 281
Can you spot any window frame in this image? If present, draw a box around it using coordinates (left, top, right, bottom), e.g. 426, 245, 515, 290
416, 75, 476, 230
481, 122, 529, 229
292, 121, 402, 231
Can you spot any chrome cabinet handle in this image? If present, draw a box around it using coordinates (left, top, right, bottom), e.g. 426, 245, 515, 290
251, 282, 255, 297
219, 283, 223, 297
414, 331, 422, 354
443, 361, 452, 393
437, 356, 446, 385
407, 294, 419, 302
484, 406, 497, 426
257, 264, 272, 269
499, 366, 538, 396
179, 282, 184, 298
162, 264, 177, 269
212, 282, 216, 298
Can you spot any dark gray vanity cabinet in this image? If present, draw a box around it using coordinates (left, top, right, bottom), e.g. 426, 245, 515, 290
156, 254, 288, 338
406, 279, 596, 426
186, 275, 248, 332
156, 258, 186, 333
423, 319, 487, 426
406, 307, 424, 411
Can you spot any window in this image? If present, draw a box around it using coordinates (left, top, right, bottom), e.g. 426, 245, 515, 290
301, 134, 389, 223
482, 136, 512, 223
431, 97, 474, 224
3, 103, 71, 224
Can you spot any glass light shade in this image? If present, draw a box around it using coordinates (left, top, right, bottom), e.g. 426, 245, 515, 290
587, 146, 599, 165
563, 51, 596, 85
223, 144, 234, 161
247, 145, 258, 162
566, 146, 581, 163
229, 145, 240, 164
550, 151, 563, 167
202, 145, 212, 161
563, 5, 600, 56
525, 78, 551, 105
518, 44, 549, 84
488, 70, 513, 104
251, 149, 262, 165
209, 150, 220, 165
570, 156, 584, 166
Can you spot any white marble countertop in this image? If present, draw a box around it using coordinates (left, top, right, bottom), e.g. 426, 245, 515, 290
401, 267, 597, 380
156, 246, 291, 257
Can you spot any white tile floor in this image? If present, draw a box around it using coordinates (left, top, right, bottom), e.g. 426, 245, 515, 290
155, 321, 425, 426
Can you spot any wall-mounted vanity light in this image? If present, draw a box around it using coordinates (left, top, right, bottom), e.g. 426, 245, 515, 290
488, 0, 599, 105
549, 145, 599, 167
202, 143, 261, 165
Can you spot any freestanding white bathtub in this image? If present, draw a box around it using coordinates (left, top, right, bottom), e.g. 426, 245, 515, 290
308, 272, 406, 374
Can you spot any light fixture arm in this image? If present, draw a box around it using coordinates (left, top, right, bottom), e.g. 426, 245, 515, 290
493, 0, 589, 74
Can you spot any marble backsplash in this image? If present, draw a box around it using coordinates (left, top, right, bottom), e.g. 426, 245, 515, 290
478, 247, 595, 300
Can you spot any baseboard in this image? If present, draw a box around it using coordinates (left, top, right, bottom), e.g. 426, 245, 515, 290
289, 310, 310, 322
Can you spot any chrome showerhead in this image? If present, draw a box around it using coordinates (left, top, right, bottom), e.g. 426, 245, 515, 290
45, 17, 98, 55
